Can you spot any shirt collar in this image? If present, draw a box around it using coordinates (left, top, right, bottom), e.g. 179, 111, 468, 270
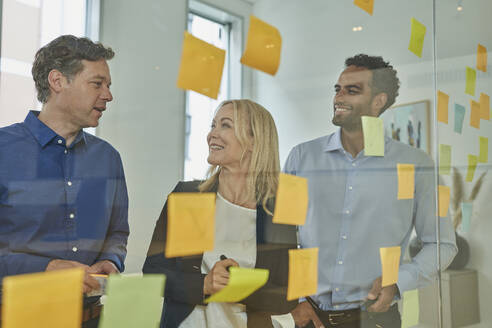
24, 110, 87, 148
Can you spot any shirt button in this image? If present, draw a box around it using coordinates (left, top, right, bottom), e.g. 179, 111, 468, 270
338, 260, 343, 265
69, 213, 75, 219
57, 139, 62, 144
345, 210, 350, 214
352, 163, 356, 167
64, 149, 68, 154
72, 246, 78, 252
335, 288, 340, 292
67, 181, 72, 186
349, 186, 353, 190
342, 235, 347, 240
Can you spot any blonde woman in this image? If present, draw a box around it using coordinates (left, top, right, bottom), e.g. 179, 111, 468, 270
143, 99, 297, 328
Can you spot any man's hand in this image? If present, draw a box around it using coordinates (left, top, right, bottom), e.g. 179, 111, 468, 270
291, 301, 325, 328
366, 276, 398, 312
45, 259, 99, 293
203, 258, 239, 296
89, 260, 119, 275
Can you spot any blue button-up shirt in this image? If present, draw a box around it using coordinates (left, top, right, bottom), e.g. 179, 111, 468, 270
284, 129, 457, 310
0, 111, 129, 282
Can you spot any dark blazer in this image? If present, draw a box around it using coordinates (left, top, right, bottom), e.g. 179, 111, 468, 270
143, 181, 298, 328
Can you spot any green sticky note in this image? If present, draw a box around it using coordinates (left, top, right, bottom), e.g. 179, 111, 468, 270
479, 137, 488, 163
466, 155, 478, 182
408, 18, 426, 58
205, 267, 269, 303
465, 67, 477, 96
439, 144, 451, 175
454, 104, 466, 134
401, 289, 419, 328
461, 202, 472, 232
362, 116, 384, 156
99, 274, 166, 328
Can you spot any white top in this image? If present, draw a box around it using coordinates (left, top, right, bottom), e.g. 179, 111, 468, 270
179, 193, 257, 328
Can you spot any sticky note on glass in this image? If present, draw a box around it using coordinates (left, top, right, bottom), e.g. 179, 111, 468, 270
479, 136, 488, 163
466, 155, 478, 182
2, 268, 84, 328
438, 185, 451, 217
480, 93, 490, 120
408, 18, 426, 58
454, 104, 466, 134
465, 67, 477, 96
477, 44, 487, 72
401, 289, 419, 328
240, 15, 282, 75
470, 100, 481, 129
287, 248, 318, 301
205, 267, 269, 303
165, 192, 215, 258
461, 202, 472, 233
273, 173, 308, 225
361, 116, 384, 156
176, 32, 225, 99
439, 144, 451, 175
397, 164, 415, 200
353, 0, 374, 15
437, 91, 449, 124
99, 274, 166, 328
380, 246, 401, 287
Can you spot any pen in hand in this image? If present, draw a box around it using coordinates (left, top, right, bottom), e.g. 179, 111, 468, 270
220, 254, 232, 271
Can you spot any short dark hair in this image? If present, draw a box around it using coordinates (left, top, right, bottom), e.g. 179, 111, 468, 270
32, 35, 115, 103
345, 54, 400, 113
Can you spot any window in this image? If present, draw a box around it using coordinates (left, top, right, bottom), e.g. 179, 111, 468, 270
184, 1, 242, 181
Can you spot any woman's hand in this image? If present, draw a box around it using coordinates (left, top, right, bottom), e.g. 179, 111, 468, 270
203, 258, 239, 295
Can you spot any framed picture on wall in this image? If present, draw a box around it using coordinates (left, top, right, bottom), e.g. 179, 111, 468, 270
380, 100, 431, 155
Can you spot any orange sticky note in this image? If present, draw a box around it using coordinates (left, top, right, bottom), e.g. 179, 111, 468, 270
408, 18, 426, 58
438, 185, 451, 217
165, 192, 215, 258
437, 91, 449, 124
477, 44, 487, 72
479, 137, 488, 163
465, 67, 477, 96
273, 173, 308, 225
354, 0, 374, 15
470, 100, 480, 129
176, 32, 225, 99
287, 248, 318, 301
397, 164, 415, 200
240, 15, 282, 75
380, 246, 401, 287
480, 93, 490, 120
466, 155, 478, 182
2, 269, 84, 328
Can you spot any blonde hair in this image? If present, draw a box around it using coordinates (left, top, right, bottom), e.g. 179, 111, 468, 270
198, 99, 280, 215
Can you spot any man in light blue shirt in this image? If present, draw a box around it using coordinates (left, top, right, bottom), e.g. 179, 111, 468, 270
286, 54, 457, 328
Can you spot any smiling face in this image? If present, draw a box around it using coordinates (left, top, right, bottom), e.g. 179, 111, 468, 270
58, 59, 113, 129
332, 65, 381, 131
207, 103, 251, 170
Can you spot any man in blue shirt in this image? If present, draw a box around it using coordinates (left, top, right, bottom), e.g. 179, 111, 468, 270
0, 35, 129, 325
286, 54, 457, 327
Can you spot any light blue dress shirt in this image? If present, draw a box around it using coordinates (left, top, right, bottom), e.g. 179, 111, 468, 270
284, 129, 457, 310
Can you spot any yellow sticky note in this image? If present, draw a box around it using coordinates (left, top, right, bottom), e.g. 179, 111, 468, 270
240, 15, 282, 75
176, 32, 225, 99
408, 18, 426, 58
480, 93, 490, 120
438, 185, 451, 217
470, 100, 481, 129
380, 246, 401, 287
439, 144, 451, 175
353, 0, 374, 15
287, 248, 318, 301
361, 116, 384, 156
477, 44, 487, 72
437, 91, 449, 123
479, 137, 488, 163
205, 267, 269, 303
401, 289, 419, 328
273, 173, 308, 225
466, 155, 478, 182
2, 269, 84, 328
397, 164, 415, 200
465, 67, 477, 96
165, 192, 215, 258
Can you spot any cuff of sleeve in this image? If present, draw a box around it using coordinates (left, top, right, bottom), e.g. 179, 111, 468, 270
396, 266, 416, 295
97, 255, 124, 272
